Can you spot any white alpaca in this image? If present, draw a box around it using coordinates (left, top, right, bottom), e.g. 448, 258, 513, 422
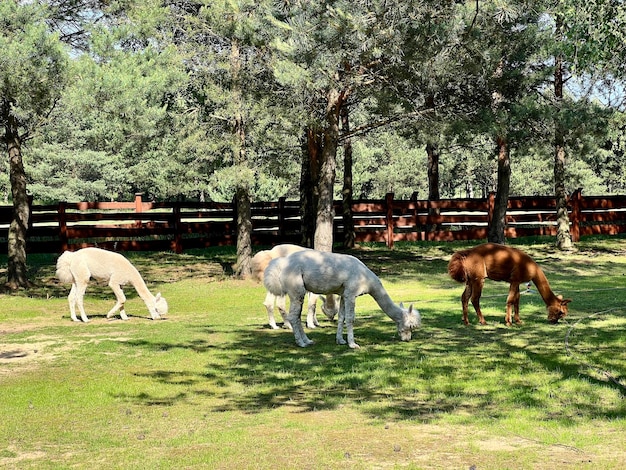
56, 247, 168, 322
251, 244, 338, 329
263, 250, 421, 348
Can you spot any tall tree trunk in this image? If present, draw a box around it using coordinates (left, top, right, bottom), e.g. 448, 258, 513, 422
488, 135, 510, 244
466, 179, 474, 198
553, 15, 573, 250
300, 126, 322, 248
313, 88, 341, 252
6, 113, 30, 289
231, 40, 252, 278
426, 141, 440, 232
340, 102, 355, 249
235, 186, 252, 277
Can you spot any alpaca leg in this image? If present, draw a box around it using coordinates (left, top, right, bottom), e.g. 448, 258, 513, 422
285, 294, 313, 347
275, 295, 291, 329
306, 293, 320, 329
74, 282, 90, 323
513, 299, 522, 325
343, 297, 359, 349
68, 284, 80, 322
506, 283, 522, 326
264, 292, 281, 329
461, 284, 470, 325
107, 282, 127, 320
470, 280, 486, 325
336, 297, 347, 345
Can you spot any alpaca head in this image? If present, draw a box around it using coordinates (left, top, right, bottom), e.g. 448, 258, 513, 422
547, 295, 571, 323
320, 294, 339, 321
154, 293, 169, 317
397, 303, 421, 341
251, 250, 273, 282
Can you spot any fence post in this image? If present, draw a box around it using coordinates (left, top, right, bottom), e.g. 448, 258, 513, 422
385, 192, 395, 249
487, 192, 496, 231
172, 204, 183, 254
58, 202, 68, 253
134, 193, 143, 212
569, 188, 582, 242
411, 192, 423, 242
134, 193, 143, 227
278, 197, 286, 239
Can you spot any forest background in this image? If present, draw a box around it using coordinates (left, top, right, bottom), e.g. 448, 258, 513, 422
1, 0, 626, 287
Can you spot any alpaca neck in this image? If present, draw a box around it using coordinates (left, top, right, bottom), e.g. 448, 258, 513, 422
368, 280, 403, 322
326, 293, 338, 310
532, 268, 558, 306
129, 272, 155, 305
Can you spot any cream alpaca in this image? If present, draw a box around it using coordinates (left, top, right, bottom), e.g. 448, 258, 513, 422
263, 250, 421, 348
56, 247, 168, 322
251, 244, 338, 329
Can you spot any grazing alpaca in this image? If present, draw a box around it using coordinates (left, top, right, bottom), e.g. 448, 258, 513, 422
448, 243, 571, 325
263, 250, 421, 348
251, 244, 338, 329
56, 247, 168, 322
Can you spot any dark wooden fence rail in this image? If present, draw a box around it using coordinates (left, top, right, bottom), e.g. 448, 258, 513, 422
1, 189, 625, 254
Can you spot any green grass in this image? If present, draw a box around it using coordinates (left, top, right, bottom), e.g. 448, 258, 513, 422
1, 237, 625, 469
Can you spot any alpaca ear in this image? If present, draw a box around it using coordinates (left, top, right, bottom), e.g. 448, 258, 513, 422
399, 302, 414, 313
556, 295, 572, 305
156, 293, 162, 301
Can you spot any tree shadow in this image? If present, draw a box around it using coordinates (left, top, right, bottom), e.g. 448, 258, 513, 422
115, 302, 626, 424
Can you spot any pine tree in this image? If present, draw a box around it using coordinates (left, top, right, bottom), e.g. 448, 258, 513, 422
0, 1, 68, 288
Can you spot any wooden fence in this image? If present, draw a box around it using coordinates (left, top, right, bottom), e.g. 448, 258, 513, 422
1, 189, 625, 254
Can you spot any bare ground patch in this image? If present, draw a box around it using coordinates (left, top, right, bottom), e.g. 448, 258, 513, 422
0, 330, 133, 375
0, 339, 63, 375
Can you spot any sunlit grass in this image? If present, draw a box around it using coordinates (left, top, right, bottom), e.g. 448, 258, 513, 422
1, 236, 625, 468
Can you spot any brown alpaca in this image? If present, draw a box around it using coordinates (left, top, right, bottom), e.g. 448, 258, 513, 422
448, 243, 571, 326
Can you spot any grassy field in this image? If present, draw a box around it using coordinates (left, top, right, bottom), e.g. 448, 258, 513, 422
1, 237, 625, 469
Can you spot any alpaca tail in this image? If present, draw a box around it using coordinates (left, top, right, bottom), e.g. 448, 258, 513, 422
263, 258, 286, 297
251, 250, 273, 282
55, 251, 75, 283
447, 251, 468, 283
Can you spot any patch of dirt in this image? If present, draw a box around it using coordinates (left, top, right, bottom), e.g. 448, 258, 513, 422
0, 340, 60, 374
0, 331, 132, 375
151, 261, 228, 283
248, 408, 604, 469
0, 449, 48, 467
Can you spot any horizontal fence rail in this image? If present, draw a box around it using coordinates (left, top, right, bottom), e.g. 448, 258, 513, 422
1, 189, 625, 254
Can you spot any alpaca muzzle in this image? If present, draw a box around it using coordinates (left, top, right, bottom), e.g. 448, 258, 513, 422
398, 329, 413, 341
548, 309, 567, 324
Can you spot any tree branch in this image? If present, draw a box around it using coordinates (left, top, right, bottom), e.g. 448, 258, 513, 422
339, 106, 438, 142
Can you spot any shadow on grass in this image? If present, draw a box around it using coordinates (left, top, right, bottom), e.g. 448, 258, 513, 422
118, 303, 626, 424
110, 237, 626, 423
